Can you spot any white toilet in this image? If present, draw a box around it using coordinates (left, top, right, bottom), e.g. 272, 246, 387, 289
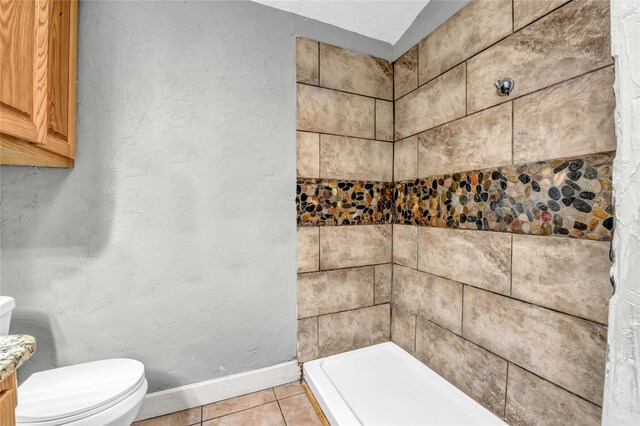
0, 296, 148, 426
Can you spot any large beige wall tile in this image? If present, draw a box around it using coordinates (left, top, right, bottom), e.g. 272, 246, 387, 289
296, 37, 318, 85
374, 264, 392, 304
298, 266, 374, 318
512, 235, 611, 324
393, 224, 418, 268
395, 64, 466, 140
513, 0, 570, 31
298, 317, 318, 362
418, 0, 512, 84
463, 286, 607, 404
296, 132, 319, 178
319, 43, 393, 100
375, 100, 393, 142
320, 225, 392, 270
319, 135, 393, 181
418, 103, 512, 176
393, 265, 462, 334
415, 318, 507, 417
467, 0, 611, 113
318, 304, 390, 357
394, 45, 418, 100
394, 136, 418, 181
513, 67, 616, 163
297, 84, 375, 139
297, 227, 319, 273
506, 364, 602, 426
418, 227, 511, 294
391, 304, 416, 354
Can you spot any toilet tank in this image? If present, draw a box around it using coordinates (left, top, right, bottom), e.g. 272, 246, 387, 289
0, 296, 16, 335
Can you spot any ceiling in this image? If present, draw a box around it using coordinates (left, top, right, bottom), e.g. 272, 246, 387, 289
252, 1, 430, 44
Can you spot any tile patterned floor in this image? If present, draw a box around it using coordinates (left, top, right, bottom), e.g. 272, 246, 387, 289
133, 381, 325, 426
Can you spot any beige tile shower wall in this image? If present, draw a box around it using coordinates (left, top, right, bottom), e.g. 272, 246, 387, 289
391, 1, 614, 423
296, 38, 393, 363
466, 0, 611, 113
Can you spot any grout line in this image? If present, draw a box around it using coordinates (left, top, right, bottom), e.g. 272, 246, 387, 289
317, 225, 321, 273
389, 291, 394, 340
203, 399, 279, 422
316, 134, 321, 181
504, 362, 510, 420
513, 0, 575, 33
511, 0, 515, 33
390, 59, 397, 344
298, 221, 394, 229
298, 129, 393, 144
509, 234, 514, 296
415, 314, 602, 408
299, 263, 393, 275
414, 225, 419, 271
461, 284, 465, 335
298, 212, 613, 244
276, 399, 288, 426
298, 262, 396, 275
392, 263, 609, 327
511, 100, 515, 165
300, 145, 612, 186
315, 316, 320, 355
297, 81, 393, 102
372, 265, 377, 304
299, 302, 392, 322
316, 41, 320, 86
465, 60, 468, 116
412, 310, 417, 354
374, 99, 377, 140
389, 148, 615, 185
415, 44, 420, 94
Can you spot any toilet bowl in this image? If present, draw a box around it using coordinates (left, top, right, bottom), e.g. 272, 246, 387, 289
0, 297, 148, 425
16, 359, 148, 426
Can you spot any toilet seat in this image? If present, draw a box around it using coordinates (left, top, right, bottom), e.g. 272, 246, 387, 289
16, 359, 146, 426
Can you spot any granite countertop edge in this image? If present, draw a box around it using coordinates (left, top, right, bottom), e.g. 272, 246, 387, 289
0, 334, 36, 382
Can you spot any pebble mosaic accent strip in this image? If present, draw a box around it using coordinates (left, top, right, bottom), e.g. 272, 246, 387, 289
297, 179, 394, 226
395, 153, 614, 240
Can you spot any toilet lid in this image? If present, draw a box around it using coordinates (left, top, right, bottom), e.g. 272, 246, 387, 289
16, 359, 145, 424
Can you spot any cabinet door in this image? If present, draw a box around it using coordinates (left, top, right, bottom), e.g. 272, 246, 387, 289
46, 0, 77, 158
0, 0, 49, 144
0, 372, 17, 426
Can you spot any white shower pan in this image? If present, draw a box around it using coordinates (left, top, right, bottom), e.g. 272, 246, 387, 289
303, 342, 507, 426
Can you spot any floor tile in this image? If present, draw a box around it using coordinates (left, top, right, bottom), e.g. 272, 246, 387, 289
202, 402, 285, 426
202, 388, 276, 420
273, 381, 305, 400
279, 393, 323, 426
133, 407, 201, 426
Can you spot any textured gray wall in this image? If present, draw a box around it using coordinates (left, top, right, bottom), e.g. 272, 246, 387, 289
0, 1, 390, 392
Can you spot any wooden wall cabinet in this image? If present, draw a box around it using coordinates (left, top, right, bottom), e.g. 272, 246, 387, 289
0, 0, 78, 168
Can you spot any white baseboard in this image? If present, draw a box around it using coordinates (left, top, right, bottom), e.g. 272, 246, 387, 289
135, 360, 301, 421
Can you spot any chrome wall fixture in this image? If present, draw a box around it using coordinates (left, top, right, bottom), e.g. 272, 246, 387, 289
495, 77, 515, 96
610, 239, 616, 294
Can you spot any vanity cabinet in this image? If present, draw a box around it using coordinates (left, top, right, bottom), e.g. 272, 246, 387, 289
0, 372, 17, 426
0, 0, 78, 168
